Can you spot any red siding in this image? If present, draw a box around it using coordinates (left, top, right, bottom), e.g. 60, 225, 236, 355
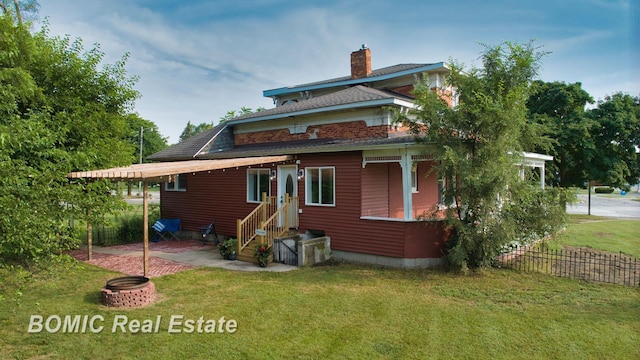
159, 152, 447, 259
412, 161, 439, 218
361, 163, 389, 217
160, 165, 279, 236
297, 152, 441, 258
388, 163, 404, 218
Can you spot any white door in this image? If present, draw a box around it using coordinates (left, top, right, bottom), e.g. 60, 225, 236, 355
277, 165, 298, 227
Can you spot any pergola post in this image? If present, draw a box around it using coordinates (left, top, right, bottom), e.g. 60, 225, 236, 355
86, 209, 92, 261
143, 181, 149, 277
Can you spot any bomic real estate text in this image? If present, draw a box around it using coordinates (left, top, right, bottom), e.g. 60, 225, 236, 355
27, 314, 238, 334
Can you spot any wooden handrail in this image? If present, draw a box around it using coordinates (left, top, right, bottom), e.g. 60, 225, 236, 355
255, 194, 298, 248
237, 193, 277, 252
238, 193, 298, 254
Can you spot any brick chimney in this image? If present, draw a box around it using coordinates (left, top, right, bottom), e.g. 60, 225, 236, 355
350, 45, 371, 79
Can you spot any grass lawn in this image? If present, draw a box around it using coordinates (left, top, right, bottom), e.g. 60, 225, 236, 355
552, 216, 640, 258
1, 262, 639, 359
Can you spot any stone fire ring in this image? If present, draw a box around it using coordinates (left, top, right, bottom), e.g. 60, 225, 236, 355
101, 276, 155, 308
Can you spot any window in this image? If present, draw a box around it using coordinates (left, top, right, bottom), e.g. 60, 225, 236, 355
165, 174, 187, 191
411, 165, 418, 193
306, 167, 335, 206
438, 178, 446, 206
247, 169, 271, 202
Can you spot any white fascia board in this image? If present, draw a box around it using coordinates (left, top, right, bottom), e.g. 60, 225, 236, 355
263, 62, 448, 97
227, 98, 416, 126
522, 152, 554, 161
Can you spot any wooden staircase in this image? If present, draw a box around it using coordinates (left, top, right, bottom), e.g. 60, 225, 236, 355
237, 239, 268, 263
236, 193, 298, 264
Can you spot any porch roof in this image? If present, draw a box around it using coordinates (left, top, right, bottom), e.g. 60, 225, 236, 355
67, 155, 293, 182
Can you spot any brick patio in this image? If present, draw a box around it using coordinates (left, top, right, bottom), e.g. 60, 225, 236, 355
68, 240, 215, 278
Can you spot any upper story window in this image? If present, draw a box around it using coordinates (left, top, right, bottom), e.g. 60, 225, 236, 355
165, 174, 187, 191
306, 167, 335, 206
247, 169, 271, 203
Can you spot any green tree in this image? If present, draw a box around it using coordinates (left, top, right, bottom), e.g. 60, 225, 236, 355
219, 106, 265, 123
0, 0, 39, 26
395, 41, 565, 270
526, 81, 595, 187
126, 113, 168, 163
587, 93, 640, 188
178, 106, 266, 142
178, 120, 214, 142
0, 11, 138, 267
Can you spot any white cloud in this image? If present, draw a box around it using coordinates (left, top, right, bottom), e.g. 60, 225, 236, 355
36, 0, 638, 144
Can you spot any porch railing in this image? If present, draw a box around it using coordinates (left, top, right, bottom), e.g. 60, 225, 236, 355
237, 193, 298, 253
237, 193, 277, 253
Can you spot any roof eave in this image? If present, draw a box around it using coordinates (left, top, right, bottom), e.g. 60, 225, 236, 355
263, 62, 448, 98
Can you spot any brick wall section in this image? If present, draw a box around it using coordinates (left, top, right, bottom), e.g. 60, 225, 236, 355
391, 85, 415, 97
102, 282, 155, 308
235, 121, 393, 145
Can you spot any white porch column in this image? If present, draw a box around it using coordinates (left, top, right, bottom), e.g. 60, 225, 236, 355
539, 164, 545, 189
400, 151, 413, 221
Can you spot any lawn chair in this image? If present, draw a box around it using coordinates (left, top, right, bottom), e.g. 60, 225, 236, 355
152, 219, 181, 242
199, 220, 219, 245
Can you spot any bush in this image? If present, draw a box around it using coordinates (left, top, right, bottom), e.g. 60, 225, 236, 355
594, 187, 614, 194
81, 205, 161, 246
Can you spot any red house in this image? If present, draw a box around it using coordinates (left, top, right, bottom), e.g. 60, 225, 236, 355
146, 47, 551, 267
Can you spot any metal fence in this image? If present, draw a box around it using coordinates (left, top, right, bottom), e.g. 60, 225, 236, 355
89, 226, 120, 246
497, 245, 639, 287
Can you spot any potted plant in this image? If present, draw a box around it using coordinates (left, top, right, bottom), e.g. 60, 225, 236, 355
226, 238, 238, 260
254, 243, 272, 267
219, 238, 238, 260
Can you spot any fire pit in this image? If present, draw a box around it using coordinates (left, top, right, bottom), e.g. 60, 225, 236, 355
101, 276, 155, 308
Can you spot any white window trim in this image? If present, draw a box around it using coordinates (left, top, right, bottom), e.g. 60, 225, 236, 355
247, 168, 271, 203
305, 166, 336, 207
165, 174, 187, 192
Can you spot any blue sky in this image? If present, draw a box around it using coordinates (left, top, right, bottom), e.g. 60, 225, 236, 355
37, 0, 638, 144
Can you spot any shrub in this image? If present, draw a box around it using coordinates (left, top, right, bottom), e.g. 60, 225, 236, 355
594, 187, 614, 194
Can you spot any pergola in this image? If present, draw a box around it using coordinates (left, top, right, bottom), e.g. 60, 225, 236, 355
68, 155, 293, 276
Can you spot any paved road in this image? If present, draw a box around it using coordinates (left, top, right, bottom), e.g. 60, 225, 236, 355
123, 192, 160, 205
567, 191, 640, 218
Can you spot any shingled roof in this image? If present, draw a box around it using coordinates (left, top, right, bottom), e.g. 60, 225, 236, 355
229, 85, 414, 124
147, 123, 233, 161
263, 62, 447, 97
293, 63, 434, 88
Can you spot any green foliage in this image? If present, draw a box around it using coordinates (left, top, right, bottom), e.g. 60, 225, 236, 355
0, 13, 139, 267
218, 238, 237, 258
254, 243, 272, 266
593, 187, 615, 194
395, 40, 566, 270
502, 184, 573, 246
178, 106, 266, 142
527, 83, 640, 188
126, 113, 168, 162
527, 81, 595, 187
587, 93, 640, 188
178, 120, 214, 142
218, 106, 265, 123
